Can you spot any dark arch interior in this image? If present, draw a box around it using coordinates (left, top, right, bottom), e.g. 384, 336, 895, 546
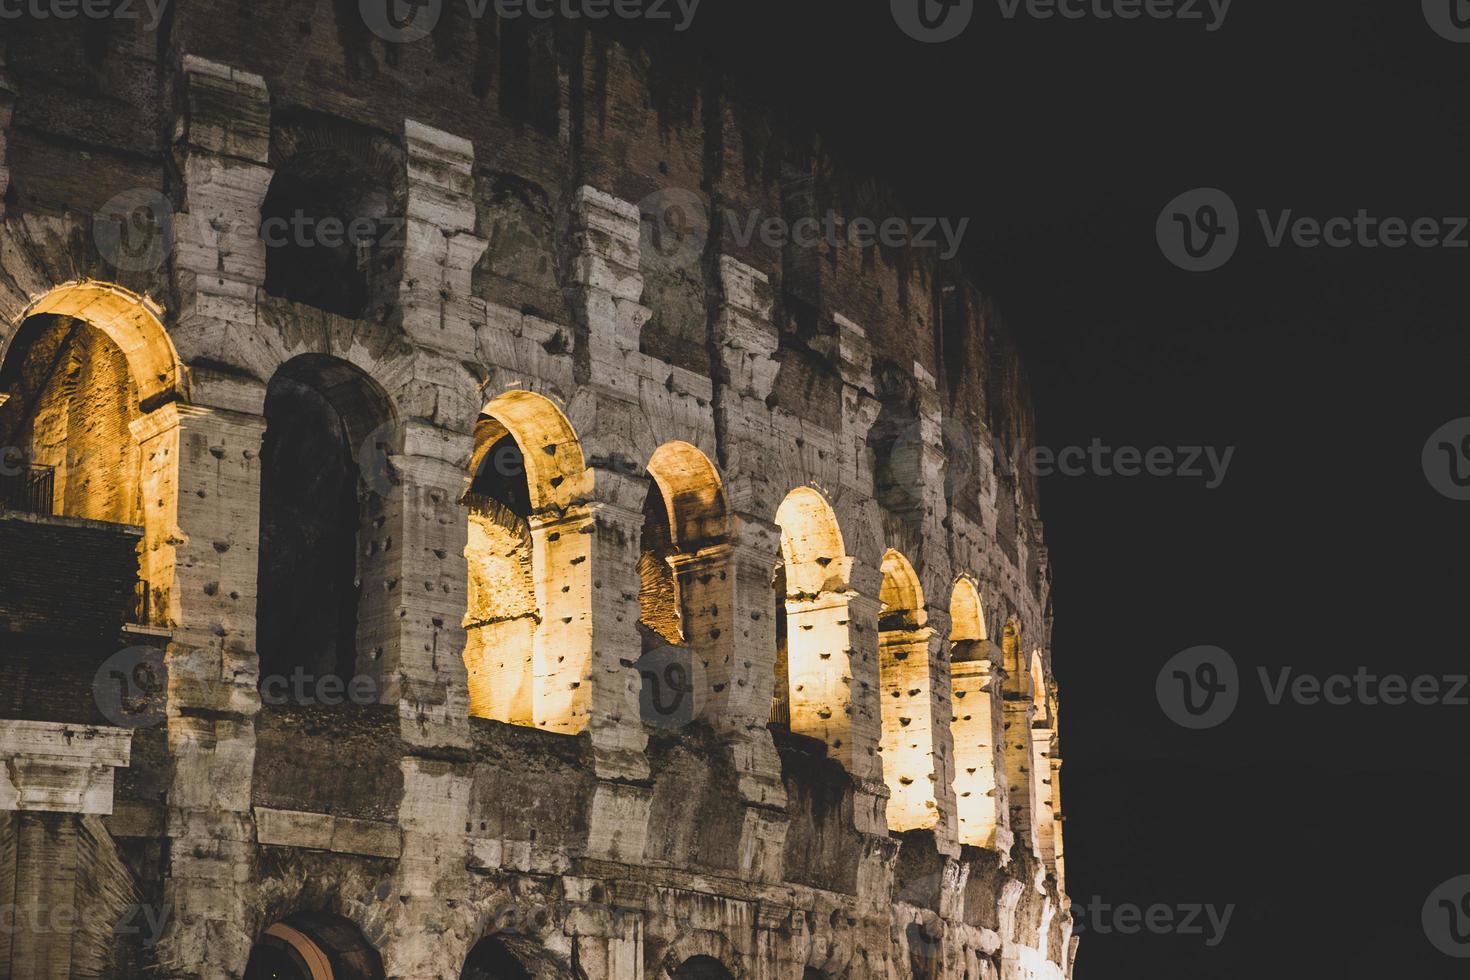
244, 912, 384, 980
260, 147, 389, 318
257, 355, 392, 687
460, 935, 533, 980
672, 955, 735, 980
469, 431, 532, 517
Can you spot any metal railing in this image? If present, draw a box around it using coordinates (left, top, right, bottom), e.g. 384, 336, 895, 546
0, 463, 55, 516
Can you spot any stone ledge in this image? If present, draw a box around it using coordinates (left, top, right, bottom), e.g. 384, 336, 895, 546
0, 721, 133, 814
253, 806, 403, 859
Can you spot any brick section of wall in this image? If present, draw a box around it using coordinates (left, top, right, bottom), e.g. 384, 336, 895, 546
0, 513, 141, 641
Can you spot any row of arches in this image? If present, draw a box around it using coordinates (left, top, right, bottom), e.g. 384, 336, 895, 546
243, 914, 750, 980
0, 280, 1058, 857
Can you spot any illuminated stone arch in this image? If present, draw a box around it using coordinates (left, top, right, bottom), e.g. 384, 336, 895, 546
0, 280, 189, 625
636, 441, 733, 728
877, 549, 943, 833
1, 280, 189, 410
464, 388, 595, 733
244, 912, 384, 980
772, 486, 866, 767
949, 577, 1002, 848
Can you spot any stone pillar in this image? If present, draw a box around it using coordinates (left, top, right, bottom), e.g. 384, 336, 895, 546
0, 722, 134, 980
171, 57, 272, 378
558, 187, 660, 859
951, 646, 1003, 850
1032, 721, 1057, 878
393, 120, 488, 359
878, 621, 942, 832
374, 421, 475, 751
843, 561, 889, 835
1001, 689, 1037, 857
133, 401, 265, 980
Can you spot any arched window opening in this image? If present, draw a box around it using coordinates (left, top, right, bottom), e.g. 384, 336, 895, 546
636, 441, 731, 729
950, 578, 1000, 848
877, 549, 940, 833
462, 935, 575, 978
672, 955, 735, 980
257, 355, 394, 695
260, 147, 392, 318
1000, 619, 1037, 850
464, 423, 539, 725
0, 282, 189, 629
464, 390, 594, 733
773, 487, 854, 756
244, 913, 383, 980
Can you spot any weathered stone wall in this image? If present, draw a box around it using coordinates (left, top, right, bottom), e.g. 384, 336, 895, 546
0, 8, 1070, 980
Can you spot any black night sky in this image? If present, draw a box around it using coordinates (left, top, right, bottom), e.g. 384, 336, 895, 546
672, 1, 1470, 976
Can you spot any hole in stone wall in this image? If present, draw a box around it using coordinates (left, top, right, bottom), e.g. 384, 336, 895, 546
257, 355, 393, 692
498, 15, 559, 135
260, 147, 391, 318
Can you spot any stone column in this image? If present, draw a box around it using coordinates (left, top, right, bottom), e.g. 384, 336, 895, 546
133, 401, 266, 980
171, 56, 272, 378
951, 646, 1003, 850
1001, 688, 1037, 857
0, 722, 134, 980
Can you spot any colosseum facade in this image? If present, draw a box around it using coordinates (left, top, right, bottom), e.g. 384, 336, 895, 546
0, 6, 1069, 978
